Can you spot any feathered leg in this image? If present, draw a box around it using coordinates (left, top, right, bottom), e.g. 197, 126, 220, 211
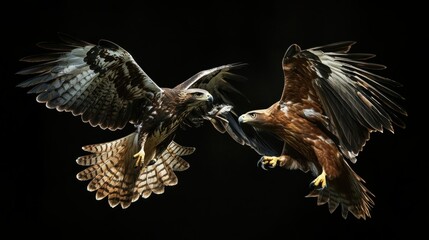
307, 139, 374, 219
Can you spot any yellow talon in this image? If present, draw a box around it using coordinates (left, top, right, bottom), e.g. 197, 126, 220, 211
311, 170, 327, 188
133, 149, 146, 167
262, 156, 283, 168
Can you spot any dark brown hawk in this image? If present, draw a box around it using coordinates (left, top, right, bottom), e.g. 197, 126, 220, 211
17, 33, 256, 209
238, 42, 407, 219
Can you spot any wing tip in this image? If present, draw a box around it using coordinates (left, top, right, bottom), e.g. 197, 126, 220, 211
284, 43, 301, 59
98, 39, 122, 50
227, 62, 248, 69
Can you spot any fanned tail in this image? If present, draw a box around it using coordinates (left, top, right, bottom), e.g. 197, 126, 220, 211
76, 133, 195, 209
134, 141, 194, 200
306, 160, 374, 219
76, 132, 140, 209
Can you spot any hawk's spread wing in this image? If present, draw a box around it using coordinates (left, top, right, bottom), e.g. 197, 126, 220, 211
17, 33, 163, 130
175, 63, 248, 106
281, 42, 407, 160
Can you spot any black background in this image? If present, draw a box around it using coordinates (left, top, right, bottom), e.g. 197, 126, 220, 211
2, 1, 426, 238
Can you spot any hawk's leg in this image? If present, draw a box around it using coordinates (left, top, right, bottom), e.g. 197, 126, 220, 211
258, 142, 297, 170
258, 155, 290, 169
310, 141, 339, 189
134, 149, 146, 167
133, 132, 148, 168
311, 169, 327, 188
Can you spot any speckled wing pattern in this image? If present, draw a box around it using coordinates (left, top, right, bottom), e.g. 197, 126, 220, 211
17, 33, 162, 130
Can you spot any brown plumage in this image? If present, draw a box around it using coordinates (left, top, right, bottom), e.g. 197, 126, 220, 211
238, 42, 407, 219
17, 33, 249, 208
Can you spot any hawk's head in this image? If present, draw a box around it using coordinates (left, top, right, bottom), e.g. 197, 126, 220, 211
238, 110, 271, 128
179, 88, 213, 107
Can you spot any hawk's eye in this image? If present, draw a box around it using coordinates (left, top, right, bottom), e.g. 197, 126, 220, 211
194, 92, 204, 97
249, 112, 257, 118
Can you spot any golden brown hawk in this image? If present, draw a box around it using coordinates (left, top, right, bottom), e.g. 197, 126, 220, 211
16, 33, 261, 209
238, 42, 407, 219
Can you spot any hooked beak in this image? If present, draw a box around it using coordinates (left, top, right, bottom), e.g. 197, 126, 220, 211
195, 92, 213, 102
238, 114, 247, 124
207, 94, 213, 102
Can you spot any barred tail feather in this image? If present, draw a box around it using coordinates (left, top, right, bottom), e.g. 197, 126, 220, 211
306, 161, 374, 219
77, 135, 195, 208
76, 132, 140, 208
134, 141, 194, 200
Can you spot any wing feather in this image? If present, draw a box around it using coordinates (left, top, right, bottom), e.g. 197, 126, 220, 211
281, 42, 407, 159
17, 33, 163, 130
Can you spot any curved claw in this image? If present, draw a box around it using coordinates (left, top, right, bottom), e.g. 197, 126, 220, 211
257, 157, 268, 171
257, 156, 280, 170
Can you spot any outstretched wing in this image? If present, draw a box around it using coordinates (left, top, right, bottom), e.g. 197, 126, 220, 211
175, 63, 248, 107
17, 33, 163, 130
280, 42, 407, 160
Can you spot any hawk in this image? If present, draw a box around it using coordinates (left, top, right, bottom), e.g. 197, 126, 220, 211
17, 33, 257, 209
238, 42, 407, 219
